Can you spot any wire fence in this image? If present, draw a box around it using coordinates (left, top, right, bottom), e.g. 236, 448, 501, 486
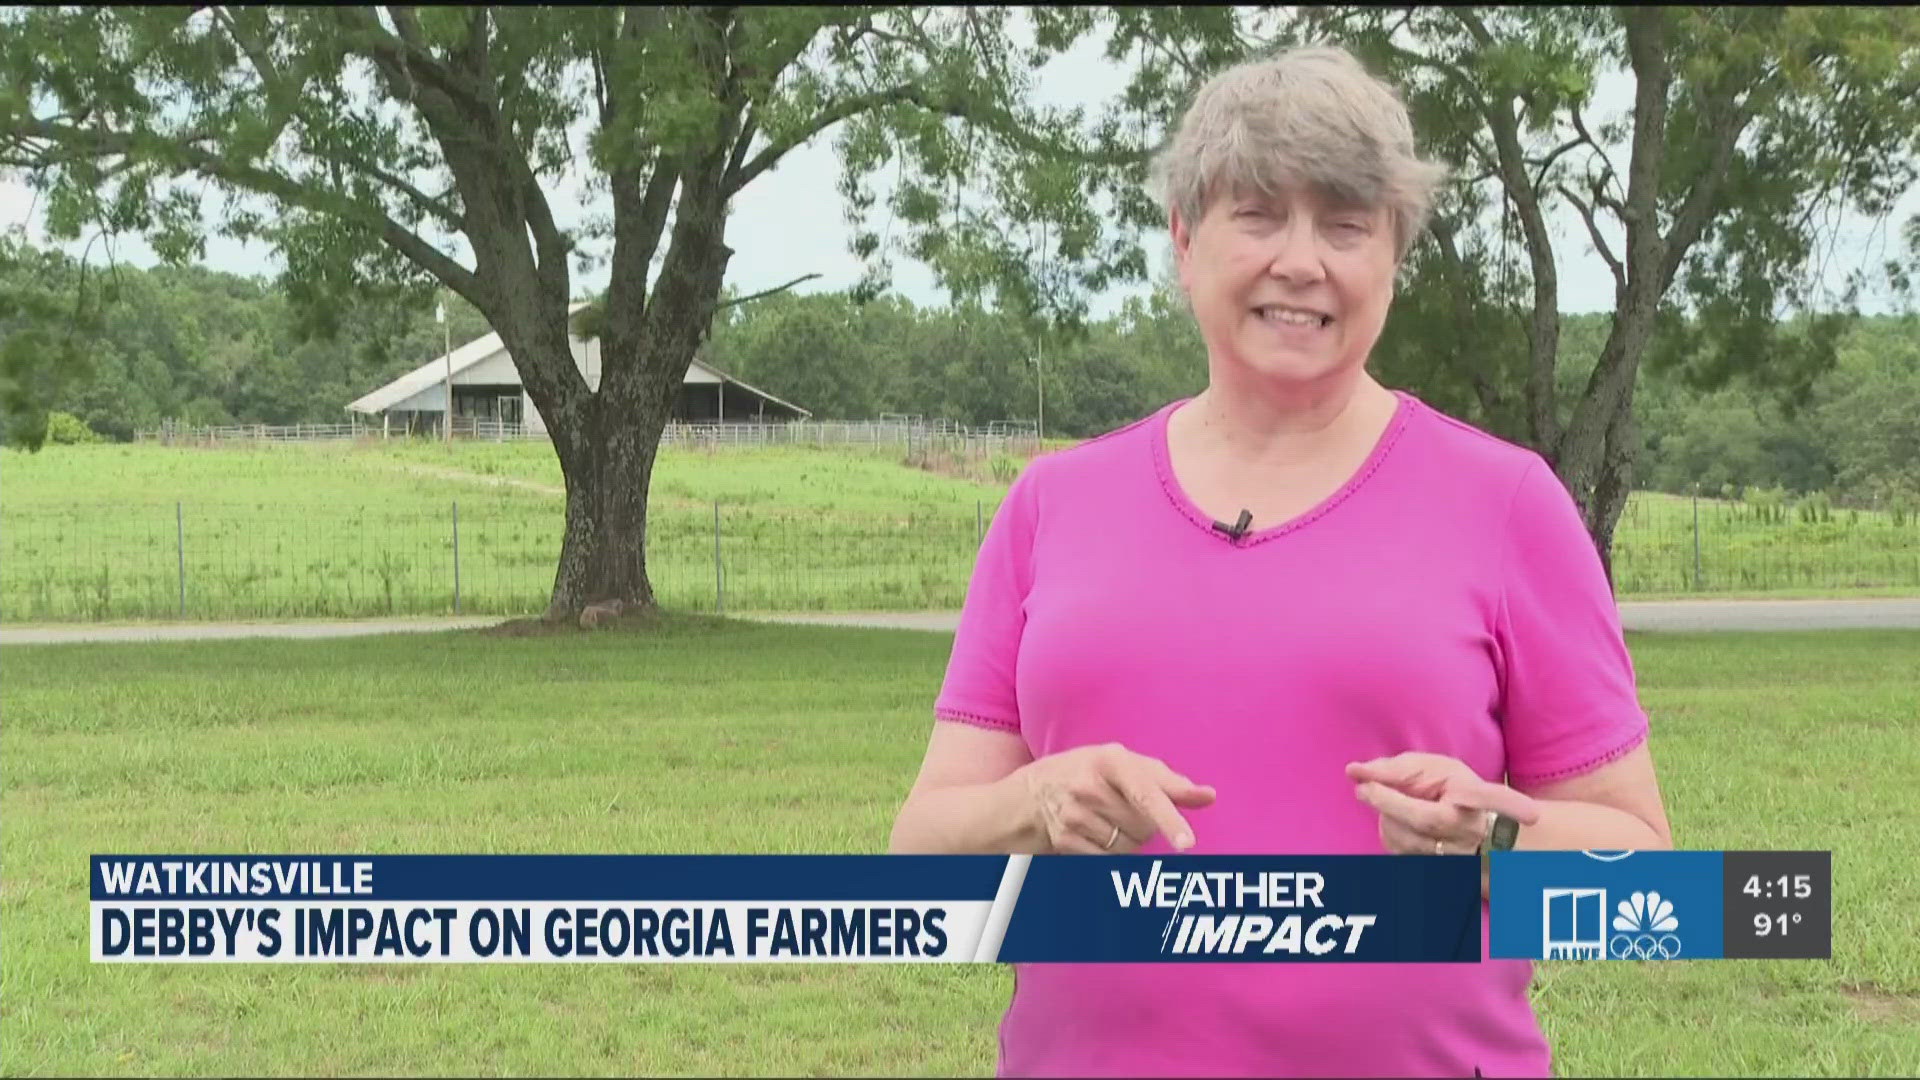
1608, 491, 1920, 596
0, 499, 996, 622
3, 489, 1917, 623
136, 417, 542, 445
135, 416, 1042, 457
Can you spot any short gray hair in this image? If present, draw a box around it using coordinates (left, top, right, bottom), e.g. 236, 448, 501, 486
1149, 46, 1448, 261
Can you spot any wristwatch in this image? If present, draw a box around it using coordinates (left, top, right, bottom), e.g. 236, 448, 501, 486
1481, 811, 1521, 854
1478, 811, 1520, 888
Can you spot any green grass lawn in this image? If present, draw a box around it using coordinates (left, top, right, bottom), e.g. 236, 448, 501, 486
2, 620, 1916, 1076
0, 441, 1006, 621
5, 439, 1918, 623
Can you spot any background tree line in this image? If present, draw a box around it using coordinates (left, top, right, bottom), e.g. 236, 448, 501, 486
5, 234, 1914, 506
8, 6, 1916, 609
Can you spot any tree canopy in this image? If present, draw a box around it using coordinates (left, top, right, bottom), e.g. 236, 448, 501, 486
5, 6, 1916, 597
10, 238, 1916, 512
1296, 7, 1919, 572
1, 6, 1138, 616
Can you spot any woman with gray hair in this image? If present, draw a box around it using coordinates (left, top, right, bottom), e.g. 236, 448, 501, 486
891, 46, 1671, 1078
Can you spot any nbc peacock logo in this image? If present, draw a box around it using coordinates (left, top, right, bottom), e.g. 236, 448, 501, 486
1609, 891, 1682, 960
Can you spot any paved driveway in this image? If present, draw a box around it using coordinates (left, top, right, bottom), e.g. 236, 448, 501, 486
749, 601, 1920, 634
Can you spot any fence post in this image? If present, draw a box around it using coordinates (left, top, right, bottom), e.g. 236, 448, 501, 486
176, 501, 186, 618
1692, 485, 1702, 591
713, 500, 724, 615
452, 500, 461, 614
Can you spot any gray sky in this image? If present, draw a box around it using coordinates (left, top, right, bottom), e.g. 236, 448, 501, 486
4, 26, 1915, 319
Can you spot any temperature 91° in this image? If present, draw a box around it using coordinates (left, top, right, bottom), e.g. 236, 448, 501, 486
1723, 851, 1830, 959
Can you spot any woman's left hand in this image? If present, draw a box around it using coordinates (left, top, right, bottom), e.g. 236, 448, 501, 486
1346, 753, 1542, 856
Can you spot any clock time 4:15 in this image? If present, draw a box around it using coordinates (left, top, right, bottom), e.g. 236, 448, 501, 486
1722, 852, 1832, 959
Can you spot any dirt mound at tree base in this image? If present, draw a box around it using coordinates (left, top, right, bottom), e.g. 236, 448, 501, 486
480, 600, 650, 636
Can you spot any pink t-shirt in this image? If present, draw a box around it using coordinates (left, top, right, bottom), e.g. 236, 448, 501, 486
933, 391, 1650, 1078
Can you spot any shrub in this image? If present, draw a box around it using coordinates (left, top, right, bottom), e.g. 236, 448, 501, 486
45, 411, 103, 444
1743, 486, 1788, 525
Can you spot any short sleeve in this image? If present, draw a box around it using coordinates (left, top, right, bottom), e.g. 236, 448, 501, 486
1493, 458, 1650, 789
931, 460, 1043, 736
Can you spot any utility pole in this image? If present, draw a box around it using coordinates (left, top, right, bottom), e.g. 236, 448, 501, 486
1035, 331, 1045, 443
438, 298, 452, 443
1035, 221, 1047, 443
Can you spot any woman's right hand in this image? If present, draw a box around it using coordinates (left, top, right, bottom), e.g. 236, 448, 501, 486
1014, 743, 1215, 853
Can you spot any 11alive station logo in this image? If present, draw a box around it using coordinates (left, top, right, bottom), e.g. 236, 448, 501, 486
1489, 850, 1724, 961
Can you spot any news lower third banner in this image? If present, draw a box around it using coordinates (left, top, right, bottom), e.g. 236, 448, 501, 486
91, 851, 1830, 964
92, 855, 1476, 964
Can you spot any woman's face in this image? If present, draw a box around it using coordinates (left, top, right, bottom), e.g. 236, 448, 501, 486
1172, 182, 1398, 392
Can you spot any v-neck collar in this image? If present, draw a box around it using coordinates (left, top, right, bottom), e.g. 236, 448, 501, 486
1151, 390, 1416, 547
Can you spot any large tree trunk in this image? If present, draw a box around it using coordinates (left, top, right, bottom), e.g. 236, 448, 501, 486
545, 382, 676, 620
1553, 308, 1655, 591
1543, 7, 1676, 594
481, 288, 692, 624
530, 289, 724, 622
1584, 390, 1639, 589
533, 190, 734, 622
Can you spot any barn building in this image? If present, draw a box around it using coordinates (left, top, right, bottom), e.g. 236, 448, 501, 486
347, 301, 810, 435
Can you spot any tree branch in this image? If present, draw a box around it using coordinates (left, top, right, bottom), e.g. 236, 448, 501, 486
605, 151, 680, 332
724, 107, 758, 188
1658, 96, 1758, 292
211, 7, 286, 101
1451, 7, 1497, 49
728, 84, 917, 194
1462, 131, 1501, 175
742, 7, 843, 92
1530, 135, 1586, 192
591, 45, 608, 122
514, 155, 568, 292
1374, 37, 1482, 102
18, 118, 480, 301
461, 5, 491, 75
1426, 215, 1506, 418
358, 157, 464, 229
718, 272, 821, 308
963, 8, 999, 82
1557, 7, 1674, 468
339, 6, 569, 300
730, 55, 1153, 199
1590, 164, 1626, 218
203, 6, 321, 165
387, 5, 426, 48
1560, 184, 1626, 290
458, 42, 565, 293
210, 8, 453, 236
1367, 34, 1506, 185
1385, 7, 1418, 43
630, 158, 679, 275
333, 7, 488, 121
1619, 8, 1672, 243
1154, 32, 1202, 84
836, 18, 917, 55
1435, 10, 1564, 448
1567, 106, 1625, 207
